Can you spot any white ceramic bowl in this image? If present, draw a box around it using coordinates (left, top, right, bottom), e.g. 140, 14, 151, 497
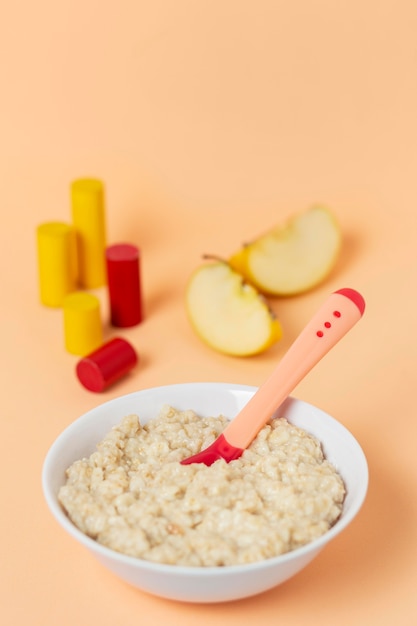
42, 383, 368, 603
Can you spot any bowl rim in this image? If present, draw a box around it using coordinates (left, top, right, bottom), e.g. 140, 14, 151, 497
42, 382, 369, 575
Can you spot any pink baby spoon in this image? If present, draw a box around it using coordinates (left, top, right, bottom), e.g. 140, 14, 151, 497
181, 288, 365, 466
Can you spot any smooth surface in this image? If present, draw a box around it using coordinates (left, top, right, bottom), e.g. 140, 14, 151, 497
36, 222, 77, 307
106, 243, 143, 327
71, 178, 107, 288
63, 292, 103, 356
76, 337, 138, 392
42, 384, 368, 603
1, 0, 417, 623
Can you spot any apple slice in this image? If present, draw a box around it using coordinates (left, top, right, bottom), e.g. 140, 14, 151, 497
186, 261, 282, 356
229, 206, 341, 296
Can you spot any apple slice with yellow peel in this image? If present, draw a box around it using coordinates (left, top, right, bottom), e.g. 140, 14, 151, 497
186, 260, 282, 356
229, 206, 341, 296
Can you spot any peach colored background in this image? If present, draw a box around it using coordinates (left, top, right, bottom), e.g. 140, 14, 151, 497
1, 1, 417, 624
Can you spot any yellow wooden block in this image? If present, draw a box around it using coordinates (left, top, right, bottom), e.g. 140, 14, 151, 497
37, 222, 78, 307
71, 178, 107, 289
63, 292, 103, 356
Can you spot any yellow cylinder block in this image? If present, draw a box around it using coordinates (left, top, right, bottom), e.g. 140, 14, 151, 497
71, 178, 107, 289
63, 292, 103, 356
37, 222, 78, 307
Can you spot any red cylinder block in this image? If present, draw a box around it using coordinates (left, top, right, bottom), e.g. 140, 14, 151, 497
106, 243, 143, 327
76, 337, 138, 392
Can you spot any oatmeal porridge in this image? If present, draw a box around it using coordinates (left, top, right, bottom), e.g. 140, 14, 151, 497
58, 405, 345, 567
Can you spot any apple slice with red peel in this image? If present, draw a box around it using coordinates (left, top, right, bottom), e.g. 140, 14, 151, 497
229, 206, 342, 296
185, 260, 282, 356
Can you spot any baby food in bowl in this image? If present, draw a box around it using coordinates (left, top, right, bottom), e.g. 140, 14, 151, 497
42, 383, 368, 603
58, 406, 345, 567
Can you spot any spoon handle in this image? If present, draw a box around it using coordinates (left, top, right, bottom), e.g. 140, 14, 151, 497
223, 288, 365, 449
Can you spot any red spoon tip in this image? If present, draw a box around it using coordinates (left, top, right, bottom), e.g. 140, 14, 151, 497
335, 288, 366, 316
180, 434, 243, 466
